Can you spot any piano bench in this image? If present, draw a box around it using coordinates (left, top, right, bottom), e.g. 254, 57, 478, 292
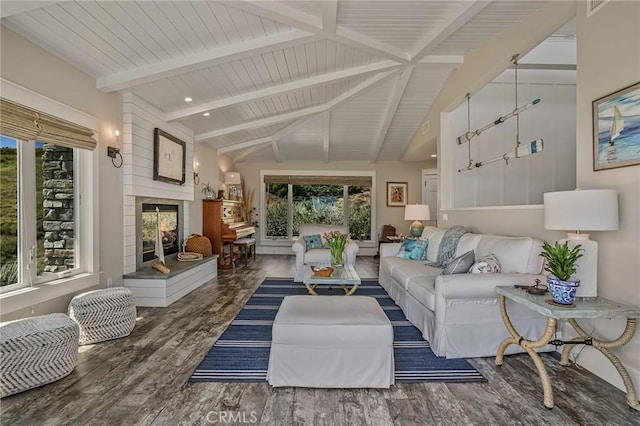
232, 238, 256, 265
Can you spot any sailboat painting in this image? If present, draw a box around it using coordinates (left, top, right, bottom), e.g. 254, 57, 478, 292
593, 82, 640, 170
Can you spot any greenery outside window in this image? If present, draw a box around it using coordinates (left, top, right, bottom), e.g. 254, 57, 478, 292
263, 172, 374, 242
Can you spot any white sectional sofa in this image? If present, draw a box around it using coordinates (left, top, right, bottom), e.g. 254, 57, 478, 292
379, 226, 553, 359
292, 224, 359, 282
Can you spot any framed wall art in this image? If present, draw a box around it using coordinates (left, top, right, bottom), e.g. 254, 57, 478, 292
387, 182, 408, 207
154, 128, 186, 185
593, 82, 640, 171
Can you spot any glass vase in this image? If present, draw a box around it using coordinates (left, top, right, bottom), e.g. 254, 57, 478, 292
330, 246, 344, 267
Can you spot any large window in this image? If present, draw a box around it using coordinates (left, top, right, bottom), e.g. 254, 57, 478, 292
0, 94, 97, 299
263, 173, 374, 242
1, 136, 78, 291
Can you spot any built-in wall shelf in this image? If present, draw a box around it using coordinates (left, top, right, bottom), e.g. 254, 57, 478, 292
123, 255, 218, 307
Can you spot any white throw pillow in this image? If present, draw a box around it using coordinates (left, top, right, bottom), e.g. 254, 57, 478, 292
468, 254, 502, 274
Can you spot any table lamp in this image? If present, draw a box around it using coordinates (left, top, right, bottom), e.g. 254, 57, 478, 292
543, 189, 618, 298
404, 204, 430, 237
224, 171, 242, 200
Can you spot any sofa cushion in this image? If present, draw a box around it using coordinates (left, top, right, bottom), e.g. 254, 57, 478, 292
303, 234, 323, 251
456, 234, 482, 257
442, 250, 475, 275
476, 235, 541, 274
396, 239, 428, 260
406, 276, 438, 311
421, 227, 446, 263
304, 248, 331, 264
469, 254, 501, 274
382, 257, 441, 290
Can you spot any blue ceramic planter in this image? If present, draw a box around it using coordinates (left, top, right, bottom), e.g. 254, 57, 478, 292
547, 276, 580, 305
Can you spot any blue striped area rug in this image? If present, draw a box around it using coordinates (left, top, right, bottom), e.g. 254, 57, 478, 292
190, 278, 485, 384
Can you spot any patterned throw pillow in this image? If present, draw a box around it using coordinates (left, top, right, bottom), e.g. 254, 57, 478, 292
468, 254, 502, 274
396, 239, 429, 261
420, 239, 430, 260
302, 234, 323, 251
442, 250, 475, 275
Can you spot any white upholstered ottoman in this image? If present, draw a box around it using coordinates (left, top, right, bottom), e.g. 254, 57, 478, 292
267, 295, 394, 388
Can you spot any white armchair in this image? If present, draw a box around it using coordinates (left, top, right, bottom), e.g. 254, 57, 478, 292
292, 224, 359, 282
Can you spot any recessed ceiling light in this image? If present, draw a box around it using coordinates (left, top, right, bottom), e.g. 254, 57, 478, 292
203, 112, 210, 117
431, 154, 437, 158
184, 97, 193, 102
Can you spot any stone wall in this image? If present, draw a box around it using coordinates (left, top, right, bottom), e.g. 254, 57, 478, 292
42, 144, 74, 272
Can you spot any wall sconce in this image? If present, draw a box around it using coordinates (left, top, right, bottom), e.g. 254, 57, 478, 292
193, 161, 200, 185
108, 129, 123, 168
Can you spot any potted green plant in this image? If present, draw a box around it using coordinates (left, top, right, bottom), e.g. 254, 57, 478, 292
201, 182, 215, 200
539, 241, 583, 305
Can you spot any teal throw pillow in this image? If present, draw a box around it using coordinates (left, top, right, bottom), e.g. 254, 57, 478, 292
303, 234, 323, 251
396, 238, 428, 261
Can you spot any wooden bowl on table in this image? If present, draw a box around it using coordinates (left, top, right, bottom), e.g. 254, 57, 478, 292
310, 266, 334, 277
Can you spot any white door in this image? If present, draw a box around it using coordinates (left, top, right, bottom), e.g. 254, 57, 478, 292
422, 169, 437, 223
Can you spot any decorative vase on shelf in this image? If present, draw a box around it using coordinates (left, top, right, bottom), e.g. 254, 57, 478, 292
202, 182, 215, 200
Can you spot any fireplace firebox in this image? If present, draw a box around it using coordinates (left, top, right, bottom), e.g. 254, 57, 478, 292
135, 198, 183, 269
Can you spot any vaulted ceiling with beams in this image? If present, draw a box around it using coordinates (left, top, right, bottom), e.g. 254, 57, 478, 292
2, 1, 552, 163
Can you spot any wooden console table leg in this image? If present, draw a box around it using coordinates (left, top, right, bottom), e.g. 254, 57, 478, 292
561, 318, 640, 411
341, 284, 358, 296
305, 283, 319, 296
495, 294, 557, 409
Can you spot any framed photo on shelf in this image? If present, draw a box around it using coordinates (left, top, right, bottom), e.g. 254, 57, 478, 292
593, 82, 640, 171
387, 182, 408, 207
154, 128, 186, 185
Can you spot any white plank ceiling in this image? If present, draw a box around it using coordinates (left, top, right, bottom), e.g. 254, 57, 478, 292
2, 0, 551, 162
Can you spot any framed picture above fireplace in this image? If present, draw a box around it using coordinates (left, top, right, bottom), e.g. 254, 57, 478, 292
154, 128, 186, 185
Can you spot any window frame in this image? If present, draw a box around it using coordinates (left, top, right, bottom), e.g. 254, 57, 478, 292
260, 170, 376, 247
0, 79, 100, 315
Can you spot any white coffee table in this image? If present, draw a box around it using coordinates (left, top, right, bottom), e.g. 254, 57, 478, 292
303, 264, 361, 296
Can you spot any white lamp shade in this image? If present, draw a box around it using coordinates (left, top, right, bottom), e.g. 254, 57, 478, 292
224, 171, 241, 184
543, 189, 618, 231
404, 204, 430, 221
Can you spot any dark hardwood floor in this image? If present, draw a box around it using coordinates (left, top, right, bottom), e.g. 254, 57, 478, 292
1, 255, 638, 425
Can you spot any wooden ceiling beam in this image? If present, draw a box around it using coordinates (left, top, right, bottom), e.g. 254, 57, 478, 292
323, 113, 331, 163
166, 60, 401, 121
198, 70, 397, 142
225, 1, 408, 63
321, 0, 338, 33
370, 67, 414, 162
217, 136, 272, 154
233, 144, 269, 162
410, 1, 492, 63
97, 30, 317, 92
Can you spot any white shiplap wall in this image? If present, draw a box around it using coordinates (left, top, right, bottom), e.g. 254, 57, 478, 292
452, 73, 576, 208
122, 92, 194, 273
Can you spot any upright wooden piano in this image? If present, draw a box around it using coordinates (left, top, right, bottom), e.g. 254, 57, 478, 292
203, 199, 256, 269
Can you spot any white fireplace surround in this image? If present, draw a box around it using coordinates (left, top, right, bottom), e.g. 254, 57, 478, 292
122, 93, 194, 274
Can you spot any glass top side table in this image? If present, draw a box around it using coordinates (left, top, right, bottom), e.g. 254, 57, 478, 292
495, 286, 640, 411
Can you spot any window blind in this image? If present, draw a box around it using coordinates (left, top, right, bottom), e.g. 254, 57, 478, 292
0, 98, 97, 150
264, 175, 372, 186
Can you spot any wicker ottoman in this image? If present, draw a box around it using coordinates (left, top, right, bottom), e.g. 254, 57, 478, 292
267, 295, 394, 388
68, 287, 136, 345
0, 313, 79, 398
